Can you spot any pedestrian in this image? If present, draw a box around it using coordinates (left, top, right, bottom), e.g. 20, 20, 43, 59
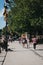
32, 36, 37, 49
22, 34, 27, 47
26, 38, 30, 48
19, 37, 21, 44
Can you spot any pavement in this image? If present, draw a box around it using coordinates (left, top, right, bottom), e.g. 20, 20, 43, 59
0, 41, 43, 65
0, 50, 7, 65
29, 43, 43, 57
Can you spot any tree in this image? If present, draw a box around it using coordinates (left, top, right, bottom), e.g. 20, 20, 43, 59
6, 0, 43, 34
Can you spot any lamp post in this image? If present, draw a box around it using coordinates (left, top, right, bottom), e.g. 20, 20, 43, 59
3, 0, 13, 51
3, 0, 11, 51
3, 4, 8, 52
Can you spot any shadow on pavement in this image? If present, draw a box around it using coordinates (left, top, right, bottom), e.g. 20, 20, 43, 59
1, 52, 7, 65
35, 49, 43, 51
14, 49, 30, 52
7, 48, 14, 52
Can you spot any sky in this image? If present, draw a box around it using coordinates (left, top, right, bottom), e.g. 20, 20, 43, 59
0, 0, 6, 29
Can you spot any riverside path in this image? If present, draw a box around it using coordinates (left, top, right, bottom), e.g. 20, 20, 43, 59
1, 41, 43, 65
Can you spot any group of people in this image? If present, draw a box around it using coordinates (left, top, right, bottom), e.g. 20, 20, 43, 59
19, 34, 29, 48
19, 34, 38, 49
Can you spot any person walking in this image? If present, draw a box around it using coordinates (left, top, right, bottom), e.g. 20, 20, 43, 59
21, 34, 27, 48
32, 36, 37, 49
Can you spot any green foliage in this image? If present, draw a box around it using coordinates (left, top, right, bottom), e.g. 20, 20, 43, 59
7, 0, 43, 34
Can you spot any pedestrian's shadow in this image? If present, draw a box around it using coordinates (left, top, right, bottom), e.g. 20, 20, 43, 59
35, 49, 43, 51
7, 48, 13, 52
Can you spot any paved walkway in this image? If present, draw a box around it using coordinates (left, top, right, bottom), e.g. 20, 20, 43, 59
2, 41, 43, 65
0, 50, 7, 65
